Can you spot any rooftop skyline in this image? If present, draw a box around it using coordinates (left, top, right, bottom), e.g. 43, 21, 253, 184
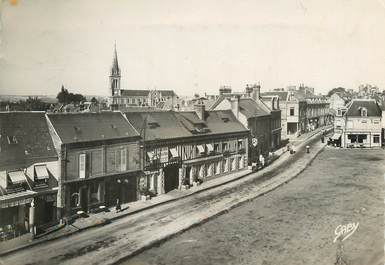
0, 0, 385, 96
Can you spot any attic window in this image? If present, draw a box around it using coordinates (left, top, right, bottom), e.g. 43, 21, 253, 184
74, 126, 81, 132
111, 124, 117, 129
7, 136, 18, 144
360, 107, 367, 117
221, 117, 230, 123
147, 122, 159, 128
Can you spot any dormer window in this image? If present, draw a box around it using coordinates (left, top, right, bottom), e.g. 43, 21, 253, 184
7, 135, 18, 144
360, 107, 367, 117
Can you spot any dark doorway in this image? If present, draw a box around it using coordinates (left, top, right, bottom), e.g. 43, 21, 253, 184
164, 164, 179, 193
106, 177, 138, 207
80, 187, 88, 212
185, 166, 191, 185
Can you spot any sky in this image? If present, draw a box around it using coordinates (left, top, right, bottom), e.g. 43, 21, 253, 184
0, 0, 385, 97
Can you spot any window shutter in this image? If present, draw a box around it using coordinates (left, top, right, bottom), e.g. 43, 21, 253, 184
120, 148, 127, 171
79, 153, 86, 179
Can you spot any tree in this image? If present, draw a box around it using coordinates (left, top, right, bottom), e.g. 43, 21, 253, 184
56, 85, 86, 104
327, 87, 346, 97
57, 85, 70, 104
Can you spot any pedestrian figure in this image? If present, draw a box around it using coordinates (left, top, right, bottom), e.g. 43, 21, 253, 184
259, 154, 265, 168
115, 198, 121, 213
321, 135, 325, 143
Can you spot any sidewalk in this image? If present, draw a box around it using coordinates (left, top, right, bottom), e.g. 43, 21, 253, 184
0, 125, 332, 256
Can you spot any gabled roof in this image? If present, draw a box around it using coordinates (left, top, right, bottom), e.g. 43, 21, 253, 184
47, 112, 140, 144
125, 111, 192, 140
239, 98, 270, 118
125, 110, 248, 142
0, 112, 57, 171
345, 99, 382, 117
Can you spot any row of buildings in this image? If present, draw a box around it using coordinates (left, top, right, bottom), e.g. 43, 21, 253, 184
0, 109, 249, 241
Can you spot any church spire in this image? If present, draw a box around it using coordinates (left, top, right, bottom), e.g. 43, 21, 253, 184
110, 42, 121, 98
111, 42, 120, 76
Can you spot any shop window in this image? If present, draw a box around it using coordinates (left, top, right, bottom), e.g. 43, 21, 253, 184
90, 182, 100, 204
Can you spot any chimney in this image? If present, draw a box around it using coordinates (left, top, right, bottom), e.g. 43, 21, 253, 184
194, 101, 205, 120
219, 85, 232, 95
230, 95, 240, 119
251, 84, 261, 101
245, 84, 253, 97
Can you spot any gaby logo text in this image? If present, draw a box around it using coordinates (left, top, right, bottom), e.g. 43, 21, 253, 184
333, 222, 359, 243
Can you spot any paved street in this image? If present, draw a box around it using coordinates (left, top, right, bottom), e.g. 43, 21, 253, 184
0, 133, 327, 265
124, 148, 385, 265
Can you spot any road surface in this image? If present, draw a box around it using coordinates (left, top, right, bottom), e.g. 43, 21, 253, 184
123, 147, 385, 265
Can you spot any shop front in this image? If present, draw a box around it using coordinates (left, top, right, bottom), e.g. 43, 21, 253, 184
0, 191, 36, 241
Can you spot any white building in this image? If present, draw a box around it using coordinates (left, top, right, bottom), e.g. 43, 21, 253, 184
333, 99, 382, 148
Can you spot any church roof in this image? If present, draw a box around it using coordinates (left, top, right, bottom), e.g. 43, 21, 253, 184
111, 44, 120, 76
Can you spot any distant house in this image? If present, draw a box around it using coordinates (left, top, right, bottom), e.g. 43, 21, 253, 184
125, 105, 249, 195
333, 99, 382, 148
262, 86, 330, 140
0, 112, 59, 240
46, 112, 142, 217
329, 92, 351, 114
107, 45, 178, 109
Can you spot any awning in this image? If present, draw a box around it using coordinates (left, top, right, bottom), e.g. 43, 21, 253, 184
8, 171, 27, 184
206, 144, 214, 152
35, 165, 49, 180
170, 148, 179, 158
197, 145, 205, 153
331, 133, 341, 140
0, 190, 36, 209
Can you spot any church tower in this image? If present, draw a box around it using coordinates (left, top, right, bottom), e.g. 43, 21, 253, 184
110, 43, 121, 99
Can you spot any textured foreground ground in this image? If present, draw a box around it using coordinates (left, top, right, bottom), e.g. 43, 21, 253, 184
124, 148, 385, 265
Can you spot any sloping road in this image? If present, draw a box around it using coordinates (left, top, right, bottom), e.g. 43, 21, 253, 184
125, 147, 385, 265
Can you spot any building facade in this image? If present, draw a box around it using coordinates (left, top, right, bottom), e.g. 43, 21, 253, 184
333, 99, 382, 148
211, 84, 282, 164
46, 112, 142, 217
0, 112, 59, 241
125, 106, 249, 196
262, 86, 330, 140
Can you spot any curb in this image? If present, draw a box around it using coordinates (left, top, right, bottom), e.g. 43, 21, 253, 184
0, 127, 329, 257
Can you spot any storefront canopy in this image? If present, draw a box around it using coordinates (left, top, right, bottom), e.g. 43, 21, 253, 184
331, 133, 342, 140
8, 171, 27, 184
35, 165, 49, 180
